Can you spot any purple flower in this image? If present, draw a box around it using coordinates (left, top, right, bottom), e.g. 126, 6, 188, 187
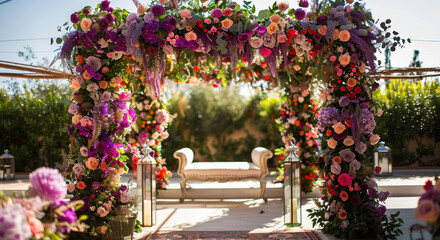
100, 0, 110, 11
114, 191, 121, 199
360, 101, 370, 109
338, 96, 350, 107
83, 8, 90, 15
299, 0, 309, 8
238, 33, 250, 43
351, 194, 361, 207
151, 5, 165, 17
120, 185, 128, 191
378, 191, 390, 202
368, 188, 377, 198
99, 18, 109, 30
313, 33, 322, 41
70, 13, 79, 24
316, 16, 327, 25
359, 109, 376, 134
372, 82, 379, 91
29, 167, 67, 202
211, 8, 223, 18
167, 16, 177, 26
0, 204, 32, 239
377, 205, 386, 216
105, 13, 115, 24
294, 9, 306, 21
339, 149, 356, 162
67, 126, 75, 135
333, 130, 347, 141
80, 196, 90, 212
58, 208, 78, 223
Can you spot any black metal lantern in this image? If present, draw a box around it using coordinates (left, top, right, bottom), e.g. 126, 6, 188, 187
373, 141, 392, 177
284, 141, 301, 227
0, 149, 15, 181
137, 146, 157, 227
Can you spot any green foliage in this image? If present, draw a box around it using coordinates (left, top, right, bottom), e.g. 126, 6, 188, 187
162, 85, 282, 168
0, 83, 72, 171
374, 79, 440, 166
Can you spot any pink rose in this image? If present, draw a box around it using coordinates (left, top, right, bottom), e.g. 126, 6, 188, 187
67, 183, 76, 192
338, 173, 352, 186
343, 136, 355, 146
249, 37, 263, 48
277, 33, 287, 43
86, 83, 99, 92
162, 131, 169, 140
180, 9, 191, 19
355, 141, 367, 154
331, 163, 341, 175
80, 18, 92, 32
416, 199, 439, 223
120, 191, 130, 203
97, 206, 109, 217
332, 122, 347, 134
154, 124, 165, 132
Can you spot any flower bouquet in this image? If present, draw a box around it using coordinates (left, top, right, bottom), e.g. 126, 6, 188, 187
413, 179, 440, 239
0, 167, 87, 240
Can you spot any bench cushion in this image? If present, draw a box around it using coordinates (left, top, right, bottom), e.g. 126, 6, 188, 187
183, 162, 262, 179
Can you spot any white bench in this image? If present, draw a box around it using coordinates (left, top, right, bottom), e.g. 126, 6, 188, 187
174, 147, 273, 203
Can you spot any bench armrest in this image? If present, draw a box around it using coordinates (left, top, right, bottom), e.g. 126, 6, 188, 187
251, 147, 273, 175
174, 148, 194, 176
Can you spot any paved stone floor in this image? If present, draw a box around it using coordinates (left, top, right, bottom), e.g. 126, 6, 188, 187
1, 169, 437, 239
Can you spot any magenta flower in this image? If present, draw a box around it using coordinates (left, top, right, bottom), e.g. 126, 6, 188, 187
211, 8, 223, 19
299, 0, 309, 8
70, 13, 79, 24
294, 9, 306, 21
151, 5, 165, 17
338, 173, 352, 186
29, 167, 67, 203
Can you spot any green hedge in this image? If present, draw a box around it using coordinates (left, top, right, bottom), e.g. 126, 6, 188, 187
374, 79, 440, 166
162, 85, 282, 168
0, 85, 71, 171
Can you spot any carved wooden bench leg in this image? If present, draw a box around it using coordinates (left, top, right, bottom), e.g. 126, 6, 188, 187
180, 178, 187, 203
259, 177, 267, 203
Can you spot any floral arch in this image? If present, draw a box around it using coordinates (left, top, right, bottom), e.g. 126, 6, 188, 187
61, 0, 404, 238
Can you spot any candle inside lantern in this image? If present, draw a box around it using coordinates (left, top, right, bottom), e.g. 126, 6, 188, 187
143, 200, 151, 226
291, 199, 298, 224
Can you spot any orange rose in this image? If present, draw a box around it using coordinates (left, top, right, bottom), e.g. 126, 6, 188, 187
318, 25, 327, 35
333, 29, 340, 40
332, 122, 347, 134
338, 209, 347, 220
266, 23, 279, 35
347, 78, 357, 88
85, 157, 99, 170
77, 55, 84, 64
117, 168, 125, 174
343, 136, 355, 146
327, 137, 337, 149
278, 1, 289, 11
71, 80, 81, 90
77, 181, 86, 190
83, 71, 92, 80
270, 14, 281, 24
338, 53, 351, 67
339, 30, 351, 42
80, 18, 92, 32
100, 162, 107, 171
99, 81, 108, 89
137, 4, 147, 14
369, 134, 380, 145
221, 18, 234, 30
340, 191, 349, 201
185, 31, 197, 41
72, 115, 82, 125
332, 156, 342, 164
359, 62, 366, 73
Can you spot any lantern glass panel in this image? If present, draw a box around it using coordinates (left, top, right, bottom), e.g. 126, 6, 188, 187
283, 144, 302, 227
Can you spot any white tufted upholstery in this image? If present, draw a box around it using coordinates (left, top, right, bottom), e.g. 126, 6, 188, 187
174, 147, 273, 203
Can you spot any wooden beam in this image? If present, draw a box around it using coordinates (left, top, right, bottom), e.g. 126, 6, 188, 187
0, 72, 71, 79
375, 73, 440, 80
378, 67, 440, 75
0, 60, 74, 78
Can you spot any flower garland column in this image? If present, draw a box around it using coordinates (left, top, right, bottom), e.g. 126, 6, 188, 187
278, 73, 319, 193
62, 2, 136, 237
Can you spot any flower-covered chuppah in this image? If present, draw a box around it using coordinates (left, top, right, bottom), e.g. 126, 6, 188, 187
60, 0, 406, 238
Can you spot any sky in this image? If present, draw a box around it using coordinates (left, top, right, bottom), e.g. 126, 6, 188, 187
0, 0, 439, 85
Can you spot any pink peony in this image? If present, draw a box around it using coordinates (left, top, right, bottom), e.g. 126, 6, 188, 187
338, 173, 352, 186
416, 200, 440, 223
259, 47, 272, 57
119, 92, 131, 102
